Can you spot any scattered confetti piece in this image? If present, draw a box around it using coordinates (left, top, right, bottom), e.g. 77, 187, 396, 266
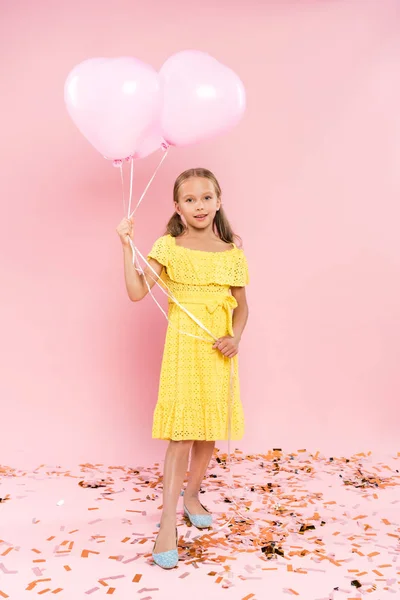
0, 449, 399, 598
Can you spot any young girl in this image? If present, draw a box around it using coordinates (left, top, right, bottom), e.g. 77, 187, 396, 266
116, 168, 249, 569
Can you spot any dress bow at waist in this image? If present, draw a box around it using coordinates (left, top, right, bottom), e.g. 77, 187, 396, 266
204, 295, 238, 314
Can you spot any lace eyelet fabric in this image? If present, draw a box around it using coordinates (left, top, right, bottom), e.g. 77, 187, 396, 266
147, 234, 249, 442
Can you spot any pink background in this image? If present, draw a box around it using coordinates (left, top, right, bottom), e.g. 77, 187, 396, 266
1, 0, 399, 469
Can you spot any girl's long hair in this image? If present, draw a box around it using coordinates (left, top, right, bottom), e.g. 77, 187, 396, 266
165, 168, 241, 246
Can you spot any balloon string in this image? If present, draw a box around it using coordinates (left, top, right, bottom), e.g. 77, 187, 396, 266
133, 244, 216, 341
129, 243, 209, 342
128, 148, 169, 219
127, 158, 134, 218
119, 164, 126, 216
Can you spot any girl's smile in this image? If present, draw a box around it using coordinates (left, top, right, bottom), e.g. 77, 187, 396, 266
176, 176, 221, 229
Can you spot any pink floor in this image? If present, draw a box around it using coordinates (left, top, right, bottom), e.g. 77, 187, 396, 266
0, 448, 399, 600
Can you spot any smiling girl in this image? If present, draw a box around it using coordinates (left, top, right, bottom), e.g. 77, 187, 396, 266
116, 168, 249, 569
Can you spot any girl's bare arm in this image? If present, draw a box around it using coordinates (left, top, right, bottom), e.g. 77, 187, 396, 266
122, 245, 163, 302
231, 286, 249, 341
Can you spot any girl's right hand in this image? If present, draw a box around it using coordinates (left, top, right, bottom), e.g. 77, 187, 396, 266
116, 216, 134, 247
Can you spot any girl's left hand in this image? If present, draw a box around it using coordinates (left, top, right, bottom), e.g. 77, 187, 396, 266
212, 335, 240, 358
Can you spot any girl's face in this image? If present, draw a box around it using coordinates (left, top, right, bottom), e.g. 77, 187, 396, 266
175, 177, 221, 231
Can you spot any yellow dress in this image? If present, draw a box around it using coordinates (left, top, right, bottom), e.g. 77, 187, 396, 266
147, 234, 249, 441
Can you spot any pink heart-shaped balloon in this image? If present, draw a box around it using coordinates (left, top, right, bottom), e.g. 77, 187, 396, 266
160, 50, 246, 147
64, 57, 162, 160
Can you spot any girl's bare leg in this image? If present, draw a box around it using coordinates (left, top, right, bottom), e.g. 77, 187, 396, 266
154, 440, 193, 553
183, 440, 215, 515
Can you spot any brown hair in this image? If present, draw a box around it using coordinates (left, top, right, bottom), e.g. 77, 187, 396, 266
165, 168, 242, 246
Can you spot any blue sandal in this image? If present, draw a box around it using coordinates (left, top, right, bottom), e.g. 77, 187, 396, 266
152, 528, 179, 569
183, 502, 213, 529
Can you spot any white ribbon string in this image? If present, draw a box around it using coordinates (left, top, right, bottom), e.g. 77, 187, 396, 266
128, 148, 170, 219
129, 241, 210, 342
127, 157, 134, 219
119, 163, 126, 216
134, 244, 217, 341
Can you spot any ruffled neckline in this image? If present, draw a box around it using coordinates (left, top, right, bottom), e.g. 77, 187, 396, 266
147, 234, 249, 287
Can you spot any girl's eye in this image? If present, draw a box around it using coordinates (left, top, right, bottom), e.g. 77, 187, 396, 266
186, 198, 193, 202
205, 196, 211, 200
